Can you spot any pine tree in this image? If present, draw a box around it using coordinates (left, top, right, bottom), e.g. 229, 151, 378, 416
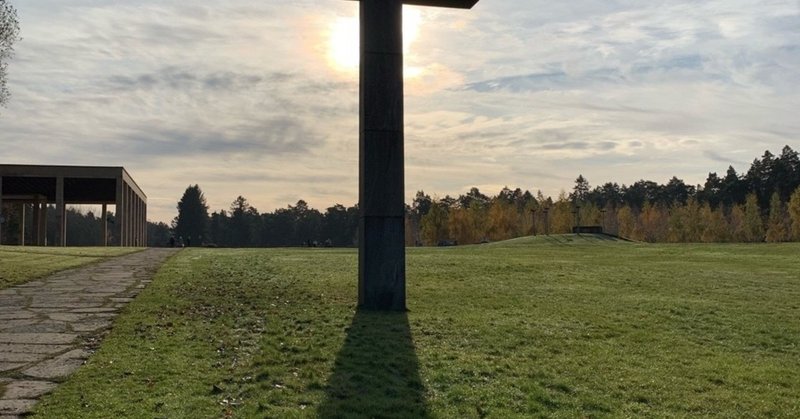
173, 185, 209, 245
790, 187, 800, 241
550, 193, 574, 234
765, 191, 788, 242
570, 175, 590, 203
683, 198, 702, 242
580, 202, 601, 226
729, 204, 746, 242
420, 201, 449, 245
667, 204, 685, 243
742, 193, 764, 242
639, 202, 667, 242
617, 205, 636, 239
487, 200, 518, 241
448, 207, 475, 244
700, 203, 729, 242
229, 196, 257, 246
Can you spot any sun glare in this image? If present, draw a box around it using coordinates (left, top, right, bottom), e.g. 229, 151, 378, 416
327, 7, 422, 74
329, 16, 359, 71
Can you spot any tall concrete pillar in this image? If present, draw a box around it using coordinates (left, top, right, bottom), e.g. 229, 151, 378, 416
18, 203, 25, 246
40, 203, 47, 246
138, 197, 143, 246
139, 198, 145, 246
123, 185, 129, 246
137, 198, 142, 246
133, 197, 138, 247
116, 177, 125, 246
358, 0, 406, 311
56, 176, 66, 246
128, 191, 134, 247
125, 185, 129, 246
130, 192, 135, 247
101, 203, 108, 246
142, 200, 148, 247
131, 188, 136, 246
32, 201, 41, 246
128, 186, 134, 246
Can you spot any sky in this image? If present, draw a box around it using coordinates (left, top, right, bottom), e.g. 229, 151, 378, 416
1, 0, 798, 223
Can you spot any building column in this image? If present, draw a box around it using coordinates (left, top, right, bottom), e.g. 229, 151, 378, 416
56, 176, 66, 246
40, 203, 48, 246
137, 196, 142, 246
128, 186, 134, 246
122, 185, 127, 246
18, 203, 25, 246
126, 185, 133, 246
139, 197, 144, 246
143, 200, 148, 246
32, 201, 41, 246
141, 198, 145, 246
123, 184, 129, 246
358, 0, 406, 311
133, 194, 139, 246
116, 177, 125, 246
101, 203, 108, 246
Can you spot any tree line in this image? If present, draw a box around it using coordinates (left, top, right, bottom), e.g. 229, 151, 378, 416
410, 145, 800, 244
171, 186, 358, 247
168, 145, 800, 246
4, 146, 797, 246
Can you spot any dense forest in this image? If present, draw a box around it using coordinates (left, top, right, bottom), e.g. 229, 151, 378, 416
169, 145, 800, 246
2, 146, 798, 246
404, 145, 800, 245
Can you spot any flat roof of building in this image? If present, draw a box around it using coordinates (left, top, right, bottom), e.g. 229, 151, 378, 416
0, 164, 146, 204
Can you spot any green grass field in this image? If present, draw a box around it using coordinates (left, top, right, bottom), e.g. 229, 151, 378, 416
0, 246, 142, 290
30, 236, 800, 418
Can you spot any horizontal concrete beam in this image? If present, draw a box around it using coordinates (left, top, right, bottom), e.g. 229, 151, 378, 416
0, 194, 48, 201
0, 165, 146, 203
347, 0, 478, 9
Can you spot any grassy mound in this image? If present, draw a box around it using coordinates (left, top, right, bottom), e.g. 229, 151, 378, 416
482, 233, 631, 247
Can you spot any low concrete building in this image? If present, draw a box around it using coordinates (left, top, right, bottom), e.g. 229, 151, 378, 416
0, 165, 147, 246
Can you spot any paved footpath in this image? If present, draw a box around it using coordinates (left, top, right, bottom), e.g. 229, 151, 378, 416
0, 248, 180, 418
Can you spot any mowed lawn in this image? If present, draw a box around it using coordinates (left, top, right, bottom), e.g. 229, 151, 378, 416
31, 236, 800, 418
0, 246, 141, 290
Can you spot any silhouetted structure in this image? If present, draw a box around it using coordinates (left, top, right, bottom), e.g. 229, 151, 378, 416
356, 0, 479, 311
0, 165, 146, 246
573, 226, 604, 234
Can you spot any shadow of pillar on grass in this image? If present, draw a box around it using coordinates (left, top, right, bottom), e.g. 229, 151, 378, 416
318, 309, 430, 418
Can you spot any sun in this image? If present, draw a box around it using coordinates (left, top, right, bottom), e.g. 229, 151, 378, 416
328, 16, 359, 71
327, 7, 422, 74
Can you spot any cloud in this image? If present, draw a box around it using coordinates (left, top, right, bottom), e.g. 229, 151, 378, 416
105, 68, 278, 92
463, 72, 568, 93
539, 141, 618, 152
1, 0, 798, 222
702, 150, 746, 167
117, 118, 323, 159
